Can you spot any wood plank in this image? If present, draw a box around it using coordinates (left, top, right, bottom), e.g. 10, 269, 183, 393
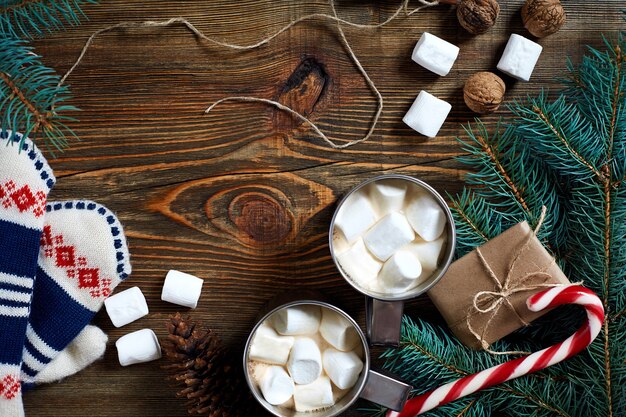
21, 1, 624, 416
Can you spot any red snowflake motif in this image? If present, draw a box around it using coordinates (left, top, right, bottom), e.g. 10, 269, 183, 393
0, 180, 46, 217
38, 225, 112, 299
0, 375, 21, 400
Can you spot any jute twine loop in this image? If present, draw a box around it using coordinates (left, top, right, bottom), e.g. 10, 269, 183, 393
56, 0, 440, 149
466, 206, 574, 356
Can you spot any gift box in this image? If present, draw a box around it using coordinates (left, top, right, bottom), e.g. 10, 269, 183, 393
428, 221, 570, 349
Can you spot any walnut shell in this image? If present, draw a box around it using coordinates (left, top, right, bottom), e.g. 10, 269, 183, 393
521, 0, 566, 38
463, 72, 506, 114
457, 0, 500, 35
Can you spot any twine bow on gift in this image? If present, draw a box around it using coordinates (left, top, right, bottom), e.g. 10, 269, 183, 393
466, 206, 577, 355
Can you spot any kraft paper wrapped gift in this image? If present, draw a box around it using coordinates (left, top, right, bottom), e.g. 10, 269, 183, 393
428, 221, 570, 349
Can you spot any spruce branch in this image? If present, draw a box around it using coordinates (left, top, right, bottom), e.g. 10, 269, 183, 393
0, 36, 78, 154
1, 0, 97, 39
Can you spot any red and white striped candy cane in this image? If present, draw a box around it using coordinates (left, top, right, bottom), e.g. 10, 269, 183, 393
388, 285, 604, 417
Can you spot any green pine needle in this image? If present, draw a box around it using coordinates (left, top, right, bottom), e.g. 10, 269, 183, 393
1, 0, 97, 39
380, 34, 626, 417
0, 36, 78, 154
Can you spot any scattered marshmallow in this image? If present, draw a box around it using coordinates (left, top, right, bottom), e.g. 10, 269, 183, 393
293, 376, 335, 412
322, 348, 364, 390
104, 286, 149, 328
336, 238, 382, 288
319, 308, 360, 352
379, 250, 423, 293
273, 305, 322, 336
335, 192, 378, 243
364, 212, 415, 261
287, 338, 323, 385
249, 324, 295, 365
405, 194, 446, 241
116, 329, 161, 367
412, 32, 460, 77
403, 91, 452, 138
161, 270, 203, 309
497, 34, 543, 81
259, 365, 295, 405
405, 237, 446, 272
369, 182, 407, 214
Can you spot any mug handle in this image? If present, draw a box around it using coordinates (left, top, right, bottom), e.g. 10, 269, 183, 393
366, 297, 404, 346
360, 369, 412, 412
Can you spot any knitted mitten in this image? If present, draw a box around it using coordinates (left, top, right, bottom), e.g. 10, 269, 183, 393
21, 201, 131, 385
30, 325, 108, 385
0, 132, 55, 417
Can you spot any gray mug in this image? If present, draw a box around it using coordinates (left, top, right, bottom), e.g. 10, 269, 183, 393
329, 174, 456, 346
243, 300, 412, 417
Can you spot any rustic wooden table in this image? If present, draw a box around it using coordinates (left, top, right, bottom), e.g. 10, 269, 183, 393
23, 1, 624, 416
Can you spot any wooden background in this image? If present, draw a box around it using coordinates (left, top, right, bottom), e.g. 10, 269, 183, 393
24, 1, 624, 416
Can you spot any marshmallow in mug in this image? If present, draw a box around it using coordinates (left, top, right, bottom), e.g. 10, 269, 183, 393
293, 376, 335, 412
272, 304, 321, 336
497, 34, 543, 81
161, 270, 204, 309
322, 348, 364, 390
287, 337, 323, 385
332, 179, 448, 296
403, 91, 452, 138
411, 32, 460, 77
104, 286, 149, 328
259, 366, 295, 406
116, 328, 162, 366
249, 325, 295, 365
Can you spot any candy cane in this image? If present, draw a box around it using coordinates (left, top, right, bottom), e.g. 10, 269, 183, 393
388, 285, 604, 417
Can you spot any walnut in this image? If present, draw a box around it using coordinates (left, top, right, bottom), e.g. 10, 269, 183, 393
521, 0, 566, 38
463, 72, 506, 114
456, 0, 500, 35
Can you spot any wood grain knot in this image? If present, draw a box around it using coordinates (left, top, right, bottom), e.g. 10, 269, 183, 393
274, 57, 329, 131
228, 192, 293, 245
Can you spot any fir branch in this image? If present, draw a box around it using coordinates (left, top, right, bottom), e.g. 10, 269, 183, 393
1, 0, 97, 39
0, 36, 78, 153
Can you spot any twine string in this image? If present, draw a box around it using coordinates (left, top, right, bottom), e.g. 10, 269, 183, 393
56, 0, 440, 149
466, 207, 572, 356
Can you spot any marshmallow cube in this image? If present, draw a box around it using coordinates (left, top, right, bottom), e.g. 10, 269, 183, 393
334, 192, 378, 243
497, 34, 543, 81
287, 337, 323, 385
161, 270, 204, 309
319, 308, 360, 352
249, 324, 295, 365
104, 286, 149, 328
369, 182, 408, 214
403, 91, 452, 138
336, 238, 382, 289
322, 348, 364, 390
405, 237, 446, 273
272, 305, 321, 336
379, 250, 423, 293
364, 212, 415, 261
116, 329, 162, 367
259, 366, 295, 405
405, 194, 447, 241
293, 376, 335, 412
412, 32, 460, 77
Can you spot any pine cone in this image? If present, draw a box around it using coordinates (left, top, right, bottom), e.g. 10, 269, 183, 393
162, 313, 264, 417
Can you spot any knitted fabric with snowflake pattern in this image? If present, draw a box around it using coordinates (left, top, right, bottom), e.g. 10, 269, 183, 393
0, 131, 55, 417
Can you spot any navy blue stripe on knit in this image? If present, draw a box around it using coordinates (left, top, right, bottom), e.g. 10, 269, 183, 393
0, 281, 31, 294
0, 298, 30, 308
29, 266, 94, 352
0, 218, 41, 278
24, 338, 51, 365
21, 361, 38, 378
0, 316, 28, 364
